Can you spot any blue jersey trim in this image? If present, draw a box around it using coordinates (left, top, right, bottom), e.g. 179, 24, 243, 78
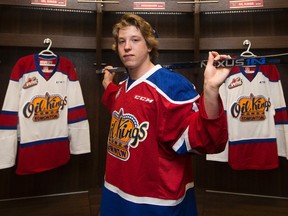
0, 126, 17, 130
229, 138, 276, 146
68, 105, 85, 112
147, 68, 198, 102
20, 136, 69, 148
0, 110, 18, 115
68, 117, 88, 124
100, 186, 198, 216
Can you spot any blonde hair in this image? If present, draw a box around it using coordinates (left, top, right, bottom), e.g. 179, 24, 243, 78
112, 14, 159, 64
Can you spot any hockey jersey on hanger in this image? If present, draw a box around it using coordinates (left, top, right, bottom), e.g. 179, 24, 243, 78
0, 54, 91, 175
207, 64, 288, 170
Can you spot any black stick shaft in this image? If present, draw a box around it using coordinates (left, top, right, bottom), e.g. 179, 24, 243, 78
96, 55, 288, 74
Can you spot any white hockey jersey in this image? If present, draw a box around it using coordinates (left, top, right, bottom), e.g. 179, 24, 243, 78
207, 65, 288, 170
0, 54, 91, 175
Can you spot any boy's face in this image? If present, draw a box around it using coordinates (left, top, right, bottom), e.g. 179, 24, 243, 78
117, 25, 151, 70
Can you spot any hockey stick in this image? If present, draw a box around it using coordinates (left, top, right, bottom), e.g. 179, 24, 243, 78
95, 53, 288, 74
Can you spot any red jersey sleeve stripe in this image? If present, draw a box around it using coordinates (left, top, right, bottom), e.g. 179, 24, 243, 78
68, 105, 88, 124
0, 111, 18, 129
274, 107, 288, 124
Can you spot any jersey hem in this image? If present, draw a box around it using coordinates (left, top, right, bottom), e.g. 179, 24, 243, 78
104, 181, 195, 206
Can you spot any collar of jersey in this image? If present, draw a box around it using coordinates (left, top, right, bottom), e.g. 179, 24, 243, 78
125, 64, 162, 91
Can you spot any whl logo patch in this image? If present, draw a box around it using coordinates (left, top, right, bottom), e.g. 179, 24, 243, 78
107, 108, 149, 161
23, 77, 38, 89
228, 77, 243, 89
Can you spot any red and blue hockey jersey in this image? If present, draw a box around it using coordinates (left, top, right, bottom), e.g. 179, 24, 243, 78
100, 65, 228, 216
0, 54, 91, 175
207, 65, 288, 170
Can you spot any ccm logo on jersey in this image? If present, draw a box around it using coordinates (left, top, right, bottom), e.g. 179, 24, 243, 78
134, 95, 154, 103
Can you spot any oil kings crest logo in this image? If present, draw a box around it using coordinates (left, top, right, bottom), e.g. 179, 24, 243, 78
23, 92, 67, 122
231, 93, 271, 121
108, 108, 149, 161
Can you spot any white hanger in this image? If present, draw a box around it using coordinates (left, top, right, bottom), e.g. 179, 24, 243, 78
240, 40, 256, 57
39, 38, 57, 57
